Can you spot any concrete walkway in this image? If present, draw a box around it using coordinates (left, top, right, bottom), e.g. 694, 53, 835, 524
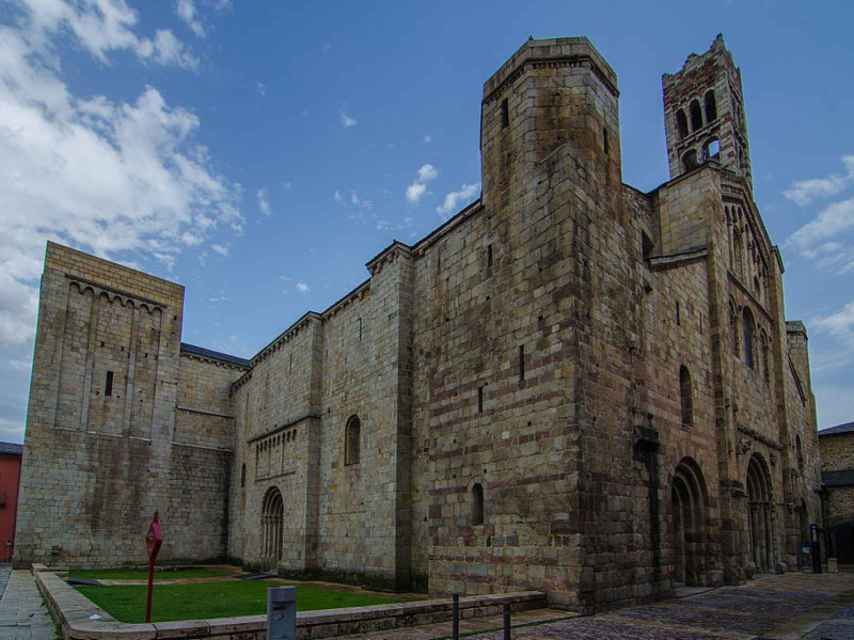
0, 567, 56, 640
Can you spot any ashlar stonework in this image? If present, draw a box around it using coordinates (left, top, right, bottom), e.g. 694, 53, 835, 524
15, 34, 822, 612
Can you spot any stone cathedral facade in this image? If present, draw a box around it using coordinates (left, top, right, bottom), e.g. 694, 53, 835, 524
16, 34, 822, 611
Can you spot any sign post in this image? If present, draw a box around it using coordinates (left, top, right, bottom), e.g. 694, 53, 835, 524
267, 586, 296, 640
144, 511, 163, 623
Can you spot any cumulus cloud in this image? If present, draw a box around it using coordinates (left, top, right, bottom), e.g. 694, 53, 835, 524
417, 164, 438, 182
210, 244, 229, 256
15, 0, 199, 69
340, 111, 357, 128
257, 188, 271, 215
0, 0, 241, 348
406, 182, 427, 204
812, 301, 854, 371
296, 282, 310, 293
784, 156, 854, 206
406, 163, 438, 204
176, 0, 205, 37
787, 197, 854, 258
436, 183, 480, 217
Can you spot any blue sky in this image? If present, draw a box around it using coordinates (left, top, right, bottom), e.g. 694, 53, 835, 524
1, 0, 853, 442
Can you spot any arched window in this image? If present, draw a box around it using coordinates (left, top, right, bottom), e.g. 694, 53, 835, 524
676, 109, 689, 139
682, 149, 698, 172
704, 90, 717, 122
742, 307, 755, 369
761, 331, 770, 383
730, 302, 739, 358
796, 436, 804, 472
261, 486, 284, 565
690, 99, 703, 131
704, 138, 720, 161
472, 483, 484, 525
679, 365, 693, 427
345, 415, 361, 465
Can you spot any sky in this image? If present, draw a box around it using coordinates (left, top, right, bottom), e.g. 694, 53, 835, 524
1, 0, 853, 443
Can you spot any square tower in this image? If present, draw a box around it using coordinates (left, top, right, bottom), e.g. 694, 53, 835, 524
662, 34, 752, 187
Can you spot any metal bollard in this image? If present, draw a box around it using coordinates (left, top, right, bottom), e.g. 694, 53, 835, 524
503, 604, 511, 640
267, 586, 297, 640
452, 593, 460, 640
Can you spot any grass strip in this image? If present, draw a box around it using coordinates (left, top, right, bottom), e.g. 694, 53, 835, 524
76, 579, 402, 623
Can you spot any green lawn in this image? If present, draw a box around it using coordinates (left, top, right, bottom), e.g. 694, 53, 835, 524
70, 567, 231, 581
76, 580, 404, 622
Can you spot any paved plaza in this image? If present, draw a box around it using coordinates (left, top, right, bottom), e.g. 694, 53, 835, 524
456, 573, 854, 640
339, 573, 854, 640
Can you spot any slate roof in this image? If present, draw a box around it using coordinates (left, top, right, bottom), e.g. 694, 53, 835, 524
823, 470, 854, 488
0, 442, 23, 456
818, 421, 854, 438
180, 343, 251, 368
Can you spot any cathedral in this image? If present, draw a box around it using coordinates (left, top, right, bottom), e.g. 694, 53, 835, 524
15, 34, 821, 612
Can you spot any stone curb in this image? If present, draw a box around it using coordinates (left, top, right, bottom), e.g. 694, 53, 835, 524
34, 567, 546, 640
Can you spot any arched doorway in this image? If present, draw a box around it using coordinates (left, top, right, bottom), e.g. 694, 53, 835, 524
670, 459, 708, 586
746, 454, 773, 572
261, 486, 284, 568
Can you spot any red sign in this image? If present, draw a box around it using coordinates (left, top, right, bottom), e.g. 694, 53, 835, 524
145, 511, 163, 623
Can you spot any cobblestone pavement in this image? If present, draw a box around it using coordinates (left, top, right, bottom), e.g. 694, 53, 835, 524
457, 573, 854, 640
0, 567, 56, 640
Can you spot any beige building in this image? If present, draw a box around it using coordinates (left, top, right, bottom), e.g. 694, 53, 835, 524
15, 34, 822, 611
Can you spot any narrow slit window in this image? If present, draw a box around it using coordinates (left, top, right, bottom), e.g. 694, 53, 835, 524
478, 386, 484, 414
676, 301, 681, 326
500, 99, 509, 129
518, 345, 525, 382
359, 317, 363, 341
487, 244, 493, 268
472, 483, 484, 525
105, 371, 114, 397
603, 127, 609, 155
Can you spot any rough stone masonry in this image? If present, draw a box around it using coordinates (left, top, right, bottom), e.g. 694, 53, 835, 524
14, 34, 822, 613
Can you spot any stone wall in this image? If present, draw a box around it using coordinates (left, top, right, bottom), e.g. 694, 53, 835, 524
16, 33, 824, 612
15, 243, 235, 567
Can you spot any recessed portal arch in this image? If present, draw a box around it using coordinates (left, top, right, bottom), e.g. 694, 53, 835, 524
261, 486, 284, 567
746, 454, 774, 572
670, 458, 709, 586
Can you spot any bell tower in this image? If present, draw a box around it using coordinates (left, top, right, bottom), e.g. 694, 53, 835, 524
662, 34, 752, 187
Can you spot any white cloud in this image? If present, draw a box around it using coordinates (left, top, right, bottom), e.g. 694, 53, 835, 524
147, 29, 199, 69
211, 0, 232, 11
15, 0, 199, 70
257, 188, 271, 215
208, 295, 228, 303
334, 190, 371, 211
423, 135, 432, 144
296, 282, 310, 293
256, 81, 266, 97
406, 182, 427, 204
406, 164, 438, 204
436, 183, 480, 217
0, 3, 241, 348
787, 196, 854, 258
176, 0, 205, 37
210, 244, 229, 256
340, 111, 357, 128
783, 156, 854, 206
417, 164, 438, 183
812, 301, 854, 371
